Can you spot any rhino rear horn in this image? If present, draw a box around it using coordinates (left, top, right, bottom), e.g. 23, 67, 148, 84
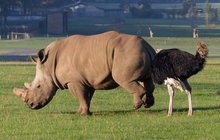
29, 56, 37, 64
24, 82, 31, 89
13, 88, 28, 102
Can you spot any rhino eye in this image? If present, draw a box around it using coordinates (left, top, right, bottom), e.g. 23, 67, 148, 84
37, 85, 41, 88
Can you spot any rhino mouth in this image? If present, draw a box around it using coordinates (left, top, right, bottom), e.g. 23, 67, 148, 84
25, 94, 54, 110
13, 87, 55, 110
28, 99, 49, 110
29, 102, 42, 109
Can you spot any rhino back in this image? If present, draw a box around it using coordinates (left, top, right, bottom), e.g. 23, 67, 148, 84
47, 31, 153, 89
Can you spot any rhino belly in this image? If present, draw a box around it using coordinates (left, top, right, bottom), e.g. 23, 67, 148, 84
90, 75, 119, 90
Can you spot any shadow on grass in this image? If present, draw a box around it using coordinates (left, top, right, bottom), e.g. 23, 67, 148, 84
49, 110, 139, 116
49, 105, 220, 116
49, 109, 155, 116
154, 105, 220, 115
170, 105, 220, 113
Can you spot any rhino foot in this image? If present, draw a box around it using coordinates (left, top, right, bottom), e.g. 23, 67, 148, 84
133, 100, 144, 110
144, 96, 154, 108
76, 107, 92, 116
79, 111, 92, 116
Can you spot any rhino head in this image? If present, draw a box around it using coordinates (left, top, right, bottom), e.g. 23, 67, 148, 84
13, 49, 58, 109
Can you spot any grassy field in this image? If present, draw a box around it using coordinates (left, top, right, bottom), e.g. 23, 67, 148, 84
0, 38, 58, 55
0, 37, 220, 139
0, 36, 220, 56
0, 60, 220, 139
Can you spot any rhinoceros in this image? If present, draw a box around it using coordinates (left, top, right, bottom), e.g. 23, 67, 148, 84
13, 31, 156, 115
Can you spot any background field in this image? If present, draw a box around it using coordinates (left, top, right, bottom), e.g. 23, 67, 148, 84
0, 36, 220, 139
67, 17, 220, 37
0, 36, 220, 60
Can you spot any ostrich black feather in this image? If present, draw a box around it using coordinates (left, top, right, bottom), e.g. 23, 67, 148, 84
152, 43, 208, 84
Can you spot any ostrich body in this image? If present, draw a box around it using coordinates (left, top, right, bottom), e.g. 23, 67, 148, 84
152, 43, 208, 116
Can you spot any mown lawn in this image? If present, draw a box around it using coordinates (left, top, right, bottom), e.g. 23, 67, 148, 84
0, 36, 219, 57
0, 36, 220, 139
0, 60, 220, 139
0, 38, 60, 55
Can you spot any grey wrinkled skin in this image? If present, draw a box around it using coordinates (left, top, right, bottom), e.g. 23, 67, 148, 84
13, 31, 156, 115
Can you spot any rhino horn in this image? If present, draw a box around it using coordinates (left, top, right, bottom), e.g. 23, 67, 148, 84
24, 82, 31, 89
29, 56, 37, 64
13, 88, 28, 102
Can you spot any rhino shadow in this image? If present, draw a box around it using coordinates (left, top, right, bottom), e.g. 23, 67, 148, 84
48, 105, 220, 116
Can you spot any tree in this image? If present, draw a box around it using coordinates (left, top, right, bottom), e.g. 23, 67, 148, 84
138, 0, 151, 10
120, 0, 130, 13
216, 8, 220, 21
20, 0, 38, 15
182, 0, 196, 17
131, 0, 163, 18
0, 0, 21, 37
204, 0, 214, 25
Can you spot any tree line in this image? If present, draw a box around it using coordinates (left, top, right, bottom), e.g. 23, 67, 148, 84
121, 0, 220, 24
0, 0, 219, 37
0, 0, 76, 37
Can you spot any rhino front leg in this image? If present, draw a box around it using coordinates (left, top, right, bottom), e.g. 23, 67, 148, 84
76, 88, 94, 114
67, 83, 92, 115
82, 88, 94, 113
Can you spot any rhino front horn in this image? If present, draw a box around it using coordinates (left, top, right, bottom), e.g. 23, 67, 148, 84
13, 88, 28, 102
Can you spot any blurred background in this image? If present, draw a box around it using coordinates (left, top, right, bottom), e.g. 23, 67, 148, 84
0, 0, 220, 39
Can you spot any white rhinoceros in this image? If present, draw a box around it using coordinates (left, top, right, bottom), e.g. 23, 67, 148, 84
13, 31, 156, 115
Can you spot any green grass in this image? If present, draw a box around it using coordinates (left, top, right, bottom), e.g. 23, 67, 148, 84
0, 60, 220, 139
0, 37, 220, 139
0, 38, 61, 55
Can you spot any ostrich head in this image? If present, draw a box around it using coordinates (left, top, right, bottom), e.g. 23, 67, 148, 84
197, 42, 208, 58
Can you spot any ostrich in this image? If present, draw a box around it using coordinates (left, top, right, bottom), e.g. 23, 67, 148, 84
151, 42, 208, 116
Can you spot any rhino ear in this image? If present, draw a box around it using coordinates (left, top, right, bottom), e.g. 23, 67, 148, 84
37, 49, 48, 64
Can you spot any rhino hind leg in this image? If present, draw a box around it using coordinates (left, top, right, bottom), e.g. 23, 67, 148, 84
117, 81, 146, 110
143, 77, 155, 108
68, 83, 93, 115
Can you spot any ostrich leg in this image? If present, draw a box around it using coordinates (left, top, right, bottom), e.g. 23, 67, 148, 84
167, 84, 174, 116
182, 80, 192, 116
